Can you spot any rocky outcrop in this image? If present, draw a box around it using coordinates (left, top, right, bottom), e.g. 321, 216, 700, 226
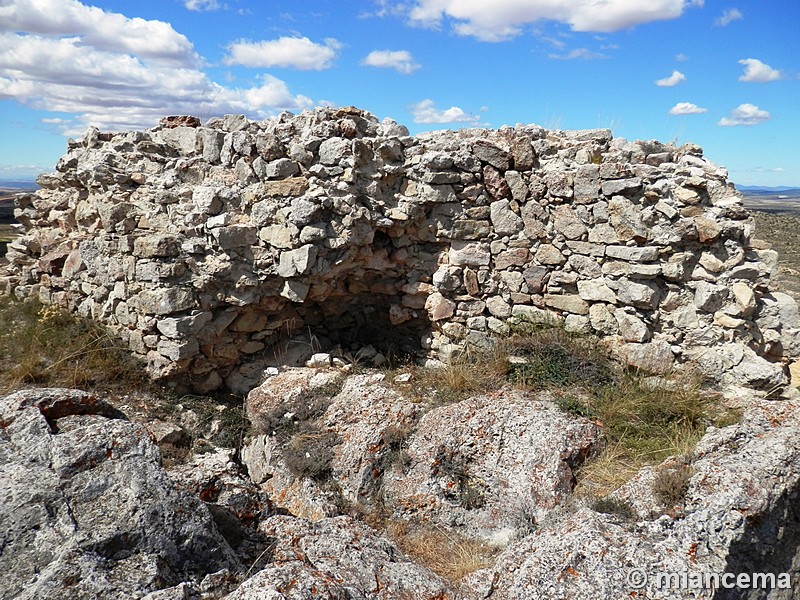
0, 386, 454, 599
461, 391, 800, 599
227, 516, 451, 600
240, 369, 601, 542
5, 378, 800, 599
2, 107, 798, 392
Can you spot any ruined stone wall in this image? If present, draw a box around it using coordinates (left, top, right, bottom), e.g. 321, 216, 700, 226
3, 107, 798, 392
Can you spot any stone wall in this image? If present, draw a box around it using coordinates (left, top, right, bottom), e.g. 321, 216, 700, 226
2, 106, 798, 392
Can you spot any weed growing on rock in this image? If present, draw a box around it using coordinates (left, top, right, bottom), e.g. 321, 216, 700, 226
653, 461, 693, 510
392, 321, 739, 497
432, 444, 486, 510
282, 425, 340, 480
383, 521, 497, 583
591, 497, 636, 520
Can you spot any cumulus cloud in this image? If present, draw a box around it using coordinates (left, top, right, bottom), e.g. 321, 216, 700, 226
361, 50, 420, 74
714, 8, 742, 26
0, 2, 320, 135
548, 48, 608, 60
655, 70, 686, 86
738, 58, 781, 83
669, 102, 707, 115
0, 0, 198, 66
410, 99, 480, 124
224, 37, 341, 70
718, 103, 771, 126
408, 0, 703, 41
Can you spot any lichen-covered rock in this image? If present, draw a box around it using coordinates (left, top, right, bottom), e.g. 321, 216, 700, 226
243, 370, 601, 543
381, 390, 602, 541
0, 388, 241, 600
226, 516, 452, 599
461, 391, 800, 599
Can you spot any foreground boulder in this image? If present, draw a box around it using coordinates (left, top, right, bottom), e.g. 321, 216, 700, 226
0, 388, 241, 599
227, 515, 452, 599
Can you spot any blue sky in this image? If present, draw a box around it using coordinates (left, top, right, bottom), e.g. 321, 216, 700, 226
1, 0, 798, 186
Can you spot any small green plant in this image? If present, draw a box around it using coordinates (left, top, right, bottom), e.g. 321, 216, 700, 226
555, 394, 595, 419
591, 497, 636, 520
504, 327, 615, 390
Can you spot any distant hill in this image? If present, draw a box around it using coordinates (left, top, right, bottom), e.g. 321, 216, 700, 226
737, 185, 800, 195
0, 180, 36, 191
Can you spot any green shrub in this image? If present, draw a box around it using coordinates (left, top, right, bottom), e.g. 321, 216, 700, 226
432, 444, 486, 510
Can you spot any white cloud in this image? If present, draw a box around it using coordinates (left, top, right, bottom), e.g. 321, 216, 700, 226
669, 102, 707, 115
410, 99, 480, 124
243, 74, 313, 110
361, 50, 421, 74
0, 0, 197, 66
738, 58, 781, 83
656, 70, 686, 87
718, 103, 771, 126
184, 0, 221, 11
548, 48, 608, 60
224, 37, 341, 70
0, 164, 49, 179
408, 0, 703, 41
714, 8, 742, 26
0, 3, 320, 136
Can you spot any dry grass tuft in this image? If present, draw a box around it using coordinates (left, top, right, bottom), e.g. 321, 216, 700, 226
0, 298, 152, 398
392, 321, 740, 496
385, 521, 497, 582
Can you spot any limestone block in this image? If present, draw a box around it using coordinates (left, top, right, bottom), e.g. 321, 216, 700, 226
157, 338, 200, 360
605, 245, 659, 262
472, 140, 509, 169
613, 308, 650, 342
601, 177, 641, 196
544, 171, 573, 198
553, 205, 587, 240
449, 241, 490, 267
614, 279, 660, 310
425, 292, 456, 321
694, 281, 728, 312
490, 199, 523, 235
137, 288, 195, 315
133, 234, 180, 258
280, 280, 310, 303
259, 224, 298, 249
589, 303, 618, 335
577, 279, 618, 303
535, 244, 566, 266
213, 225, 258, 249
544, 294, 590, 315
486, 296, 512, 318
277, 245, 318, 277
